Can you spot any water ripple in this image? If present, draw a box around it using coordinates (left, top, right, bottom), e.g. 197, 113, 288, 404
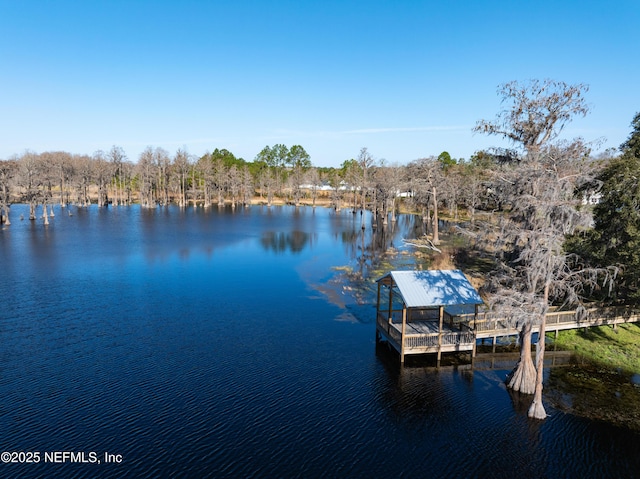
2, 206, 640, 478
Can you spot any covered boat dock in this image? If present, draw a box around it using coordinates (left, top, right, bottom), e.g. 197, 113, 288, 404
375, 270, 484, 363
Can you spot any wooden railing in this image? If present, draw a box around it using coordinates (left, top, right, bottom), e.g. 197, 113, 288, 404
404, 331, 475, 350
377, 312, 475, 351
458, 306, 640, 338
377, 312, 402, 345
404, 333, 438, 349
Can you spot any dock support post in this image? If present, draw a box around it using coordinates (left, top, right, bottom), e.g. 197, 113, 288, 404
387, 282, 394, 330
387, 281, 393, 335
437, 305, 444, 366
400, 306, 407, 364
473, 304, 478, 331
376, 282, 381, 342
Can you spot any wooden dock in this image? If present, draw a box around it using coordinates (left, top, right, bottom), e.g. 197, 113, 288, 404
376, 306, 640, 361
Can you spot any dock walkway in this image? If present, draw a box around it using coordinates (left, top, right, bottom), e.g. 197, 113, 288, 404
376, 306, 640, 360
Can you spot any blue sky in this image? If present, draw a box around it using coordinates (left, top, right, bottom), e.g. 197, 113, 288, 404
1, 0, 638, 167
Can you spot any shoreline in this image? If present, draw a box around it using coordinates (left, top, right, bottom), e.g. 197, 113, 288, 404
552, 323, 640, 375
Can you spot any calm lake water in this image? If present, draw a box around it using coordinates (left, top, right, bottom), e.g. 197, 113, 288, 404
1, 204, 639, 478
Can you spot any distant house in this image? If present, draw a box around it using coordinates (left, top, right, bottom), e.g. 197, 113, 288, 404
299, 183, 334, 192
582, 191, 601, 205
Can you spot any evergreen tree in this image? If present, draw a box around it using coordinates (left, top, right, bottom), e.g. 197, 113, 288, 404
569, 112, 640, 302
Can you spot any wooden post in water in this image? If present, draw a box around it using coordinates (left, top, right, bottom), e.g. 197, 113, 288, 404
375, 282, 381, 343
437, 305, 444, 366
387, 282, 395, 336
387, 281, 394, 324
473, 304, 478, 331
472, 332, 477, 360
400, 306, 407, 364
472, 304, 479, 358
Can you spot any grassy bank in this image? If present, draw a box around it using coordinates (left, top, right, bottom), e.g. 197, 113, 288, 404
552, 323, 640, 374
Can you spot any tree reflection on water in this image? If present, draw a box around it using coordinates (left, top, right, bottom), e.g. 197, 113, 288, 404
260, 230, 314, 254
321, 212, 429, 319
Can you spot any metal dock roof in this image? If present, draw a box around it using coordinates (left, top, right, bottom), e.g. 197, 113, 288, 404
377, 270, 483, 309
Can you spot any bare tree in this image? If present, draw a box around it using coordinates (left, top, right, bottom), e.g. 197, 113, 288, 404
107, 146, 127, 206
122, 160, 134, 205
172, 148, 190, 208
16, 151, 42, 220
154, 148, 171, 206
93, 151, 110, 207
263, 168, 276, 206
459, 161, 488, 224
305, 167, 322, 208
407, 157, 443, 243
373, 160, 405, 226
474, 79, 590, 153
138, 147, 158, 208
357, 147, 374, 228
43, 151, 72, 208
227, 165, 241, 207
196, 153, 214, 208
474, 80, 613, 419
329, 170, 343, 211
38, 155, 56, 223
0, 159, 18, 225
189, 159, 198, 208
72, 154, 93, 207
341, 159, 361, 214
212, 157, 227, 206
240, 165, 253, 207
439, 166, 463, 220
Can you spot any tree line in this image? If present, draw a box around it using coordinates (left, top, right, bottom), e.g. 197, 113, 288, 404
0, 138, 499, 235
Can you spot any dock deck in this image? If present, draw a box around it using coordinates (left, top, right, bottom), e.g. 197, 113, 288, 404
376, 312, 475, 356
